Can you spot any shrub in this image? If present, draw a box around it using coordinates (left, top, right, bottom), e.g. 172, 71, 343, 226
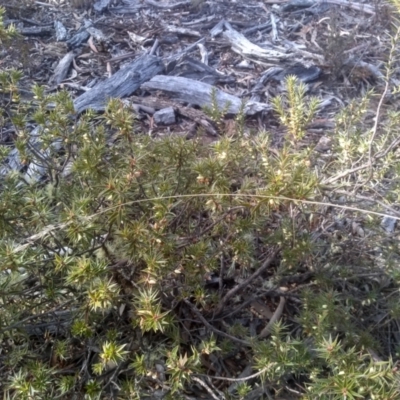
2, 3, 400, 400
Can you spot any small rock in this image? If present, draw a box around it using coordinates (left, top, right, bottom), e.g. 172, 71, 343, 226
381, 216, 397, 233
314, 136, 332, 152
236, 60, 254, 69
153, 107, 176, 125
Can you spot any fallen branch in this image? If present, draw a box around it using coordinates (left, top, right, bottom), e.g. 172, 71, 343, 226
258, 296, 286, 338
214, 247, 280, 315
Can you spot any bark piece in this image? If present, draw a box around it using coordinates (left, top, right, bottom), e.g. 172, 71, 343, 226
20, 26, 53, 37
93, 0, 112, 12
54, 21, 68, 41
67, 29, 90, 50
49, 51, 76, 85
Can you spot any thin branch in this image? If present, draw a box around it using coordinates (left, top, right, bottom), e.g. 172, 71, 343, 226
192, 376, 224, 400
368, 77, 390, 173
0, 299, 77, 334
258, 296, 286, 339
196, 366, 270, 382
215, 247, 280, 315
183, 299, 250, 347
177, 207, 244, 249
334, 190, 400, 217
13, 193, 400, 254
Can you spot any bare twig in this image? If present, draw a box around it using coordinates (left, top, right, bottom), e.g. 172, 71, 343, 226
196, 366, 270, 382
0, 299, 76, 334
177, 207, 244, 249
334, 190, 400, 217
258, 296, 286, 339
368, 79, 390, 175
215, 247, 280, 315
219, 254, 225, 297
13, 193, 400, 255
192, 376, 224, 400
368, 24, 400, 172
183, 299, 250, 347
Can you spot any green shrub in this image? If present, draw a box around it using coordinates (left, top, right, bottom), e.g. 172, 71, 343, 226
2, 3, 400, 399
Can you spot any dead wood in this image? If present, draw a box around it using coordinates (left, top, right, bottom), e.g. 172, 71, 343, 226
18, 26, 53, 37
282, 0, 375, 14
128, 95, 219, 136
93, 0, 112, 12
222, 21, 289, 65
73, 54, 165, 113
166, 56, 235, 85
141, 75, 270, 116
49, 51, 77, 85
144, 0, 191, 9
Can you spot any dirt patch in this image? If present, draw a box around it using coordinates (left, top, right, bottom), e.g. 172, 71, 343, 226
0, 0, 394, 149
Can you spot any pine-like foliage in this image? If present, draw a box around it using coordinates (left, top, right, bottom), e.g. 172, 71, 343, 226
2, 4, 400, 399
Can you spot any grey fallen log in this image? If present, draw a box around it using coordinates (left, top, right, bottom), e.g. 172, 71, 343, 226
1, 55, 165, 180
73, 54, 165, 113
141, 75, 270, 115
